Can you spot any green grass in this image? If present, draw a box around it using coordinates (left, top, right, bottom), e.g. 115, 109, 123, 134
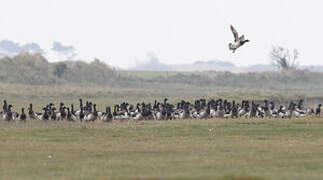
1, 118, 323, 180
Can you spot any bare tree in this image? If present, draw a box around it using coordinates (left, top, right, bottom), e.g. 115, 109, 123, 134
270, 46, 299, 70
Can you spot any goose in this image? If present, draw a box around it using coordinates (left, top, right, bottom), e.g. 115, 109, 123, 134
101, 107, 113, 122
315, 104, 321, 116
297, 99, 304, 111
223, 100, 232, 118
231, 101, 239, 118
152, 106, 164, 120
50, 107, 57, 121
28, 104, 36, 120
187, 106, 196, 119
129, 103, 141, 116
190, 106, 199, 119
142, 103, 153, 120
278, 105, 285, 118
79, 107, 85, 122
152, 110, 163, 120
284, 102, 295, 119
294, 99, 307, 116
84, 104, 98, 122
60, 103, 67, 120
97, 110, 104, 118
85, 101, 93, 114
238, 101, 249, 117
55, 110, 62, 121
255, 104, 264, 118
216, 100, 225, 118
3, 104, 13, 122
66, 107, 77, 121
74, 99, 83, 117
55, 106, 66, 121
47, 103, 54, 117
172, 102, 186, 120
229, 25, 250, 53
263, 100, 271, 118
269, 102, 278, 118
152, 99, 170, 120
306, 108, 314, 116
209, 102, 217, 118
216, 109, 225, 118
12, 111, 20, 121
224, 112, 232, 119
3, 100, 8, 112
291, 103, 305, 117
37, 108, 50, 121
112, 105, 125, 120
19, 108, 27, 122
179, 103, 190, 119
133, 111, 143, 121
249, 102, 257, 118
293, 109, 306, 117
71, 104, 76, 116
179, 109, 189, 119
132, 104, 144, 121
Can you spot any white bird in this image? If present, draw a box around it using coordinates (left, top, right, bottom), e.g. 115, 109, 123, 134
229, 25, 249, 53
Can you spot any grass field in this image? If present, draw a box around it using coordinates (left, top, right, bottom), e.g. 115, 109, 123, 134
1, 82, 323, 180
2, 55, 323, 180
1, 117, 323, 180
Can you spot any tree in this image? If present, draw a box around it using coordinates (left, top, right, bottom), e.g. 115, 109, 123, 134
53, 63, 68, 78
270, 46, 299, 70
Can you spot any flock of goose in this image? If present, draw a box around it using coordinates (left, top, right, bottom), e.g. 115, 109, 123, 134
0, 98, 321, 123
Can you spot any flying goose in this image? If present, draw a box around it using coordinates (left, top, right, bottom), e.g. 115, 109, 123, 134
229, 25, 249, 53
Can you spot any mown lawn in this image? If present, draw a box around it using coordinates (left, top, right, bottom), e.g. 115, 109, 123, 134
1, 118, 323, 180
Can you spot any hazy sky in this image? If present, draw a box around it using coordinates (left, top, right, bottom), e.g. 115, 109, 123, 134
0, 0, 322, 68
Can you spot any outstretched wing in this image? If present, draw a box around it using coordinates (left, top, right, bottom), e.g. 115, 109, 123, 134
230, 25, 239, 42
